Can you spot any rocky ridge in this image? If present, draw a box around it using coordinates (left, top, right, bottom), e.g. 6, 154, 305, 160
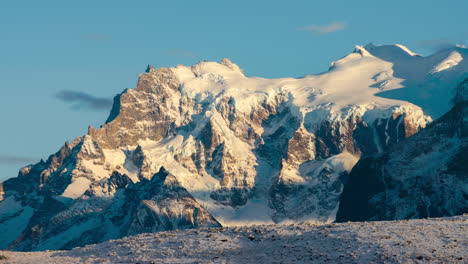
0, 215, 466, 264
1, 44, 467, 251
337, 78, 468, 221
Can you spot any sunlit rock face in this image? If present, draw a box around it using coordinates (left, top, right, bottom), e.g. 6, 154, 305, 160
3, 44, 468, 251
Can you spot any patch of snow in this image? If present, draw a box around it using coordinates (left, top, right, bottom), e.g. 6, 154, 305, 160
103, 148, 140, 183
61, 177, 92, 199
431, 51, 463, 73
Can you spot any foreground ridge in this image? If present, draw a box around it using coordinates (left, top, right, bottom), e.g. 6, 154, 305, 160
1, 215, 466, 264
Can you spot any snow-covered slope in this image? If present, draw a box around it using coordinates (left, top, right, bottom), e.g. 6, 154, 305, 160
0, 43, 467, 251
337, 78, 468, 222
0, 215, 466, 264
363, 43, 468, 118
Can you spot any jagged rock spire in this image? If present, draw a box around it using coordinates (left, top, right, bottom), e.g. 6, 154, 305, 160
146, 64, 156, 73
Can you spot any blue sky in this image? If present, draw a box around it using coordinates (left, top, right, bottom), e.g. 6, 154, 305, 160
0, 0, 467, 181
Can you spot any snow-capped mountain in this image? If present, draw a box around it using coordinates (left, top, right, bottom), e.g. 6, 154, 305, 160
362, 43, 468, 118
336, 77, 468, 222
1, 43, 467, 251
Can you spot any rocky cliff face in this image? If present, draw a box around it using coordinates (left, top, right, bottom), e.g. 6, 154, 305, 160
2, 44, 467, 251
1, 164, 220, 251
336, 78, 468, 222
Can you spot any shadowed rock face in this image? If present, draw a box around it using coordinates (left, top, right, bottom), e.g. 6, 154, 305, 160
454, 77, 468, 104
336, 80, 468, 222
124, 167, 221, 235
4, 167, 220, 251
269, 110, 426, 222
0, 60, 431, 251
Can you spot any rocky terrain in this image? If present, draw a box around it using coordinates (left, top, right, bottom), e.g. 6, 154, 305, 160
0, 215, 466, 264
337, 78, 468, 222
0, 43, 467, 251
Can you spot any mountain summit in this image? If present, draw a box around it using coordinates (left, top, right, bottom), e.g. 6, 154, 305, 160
0, 44, 467, 251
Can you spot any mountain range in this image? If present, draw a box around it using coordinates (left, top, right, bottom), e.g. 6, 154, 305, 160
0, 43, 467, 251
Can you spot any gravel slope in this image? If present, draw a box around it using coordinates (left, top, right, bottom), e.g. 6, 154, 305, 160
1, 215, 466, 264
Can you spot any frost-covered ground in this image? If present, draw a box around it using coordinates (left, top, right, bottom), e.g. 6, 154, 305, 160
1, 215, 466, 264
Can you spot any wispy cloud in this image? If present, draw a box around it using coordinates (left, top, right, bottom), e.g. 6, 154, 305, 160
0, 155, 37, 165
298, 21, 348, 34
165, 49, 196, 58
55, 90, 113, 111
416, 39, 460, 52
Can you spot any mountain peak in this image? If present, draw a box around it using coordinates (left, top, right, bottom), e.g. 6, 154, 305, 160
220, 58, 243, 73
146, 64, 156, 73
1, 43, 467, 251
187, 59, 244, 79
363, 42, 376, 50
363, 43, 419, 59
353, 45, 372, 56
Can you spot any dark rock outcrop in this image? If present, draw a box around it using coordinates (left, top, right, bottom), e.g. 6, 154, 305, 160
337, 80, 468, 222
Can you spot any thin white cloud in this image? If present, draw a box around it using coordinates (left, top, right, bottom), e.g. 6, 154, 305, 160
298, 22, 348, 34
416, 39, 458, 52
